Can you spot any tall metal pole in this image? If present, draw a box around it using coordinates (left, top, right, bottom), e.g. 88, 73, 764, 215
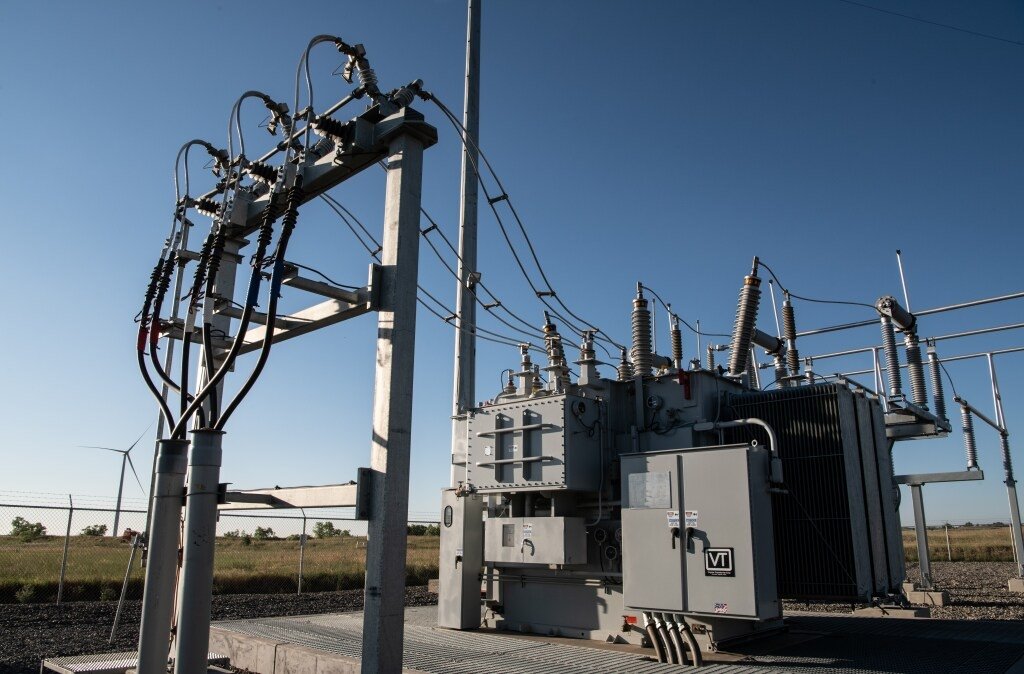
988, 353, 1024, 578
113, 453, 126, 538
361, 124, 428, 674
451, 0, 481, 481
57, 495, 73, 605
911, 484, 932, 589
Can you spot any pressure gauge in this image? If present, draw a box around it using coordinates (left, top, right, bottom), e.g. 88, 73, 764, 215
646, 395, 663, 410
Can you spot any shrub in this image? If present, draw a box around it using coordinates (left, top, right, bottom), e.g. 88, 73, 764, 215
313, 521, 342, 538
14, 585, 37, 603
408, 524, 440, 536
81, 524, 108, 537
222, 530, 242, 539
10, 517, 46, 542
253, 526, 276, 540
99, 586, 118, 601
241, 533, 252, 546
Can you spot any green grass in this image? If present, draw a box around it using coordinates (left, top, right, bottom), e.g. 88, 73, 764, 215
0, 534, 440, 603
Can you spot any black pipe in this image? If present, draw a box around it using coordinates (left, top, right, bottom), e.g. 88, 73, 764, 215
680, 622, 704, 668
668, 622, 688, 666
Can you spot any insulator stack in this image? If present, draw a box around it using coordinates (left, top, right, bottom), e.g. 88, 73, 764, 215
773, 355, 788, 388
961, 405, 978, 470
670, 321, 683, 370
617, 347, 634, 381
311, 114, 348, 141
542, 318, 570, 389
1000, 434, 1015, 482
311, 137, 336, 159
631, 285, 653, 377
706, 345, 716, 371
728, 261, 761, 376
356, 62, 379, 92
194, 197, 220, 218
745, 349, 759, 389
246, 160, 279, 185
879, 315, 902, 398
782, 295, 800, 376
904, 332, 928, 408
927, 346, 947, 421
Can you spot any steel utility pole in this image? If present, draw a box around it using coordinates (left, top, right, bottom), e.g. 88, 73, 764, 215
361, 117, 431, 673
451, 0, 481, 480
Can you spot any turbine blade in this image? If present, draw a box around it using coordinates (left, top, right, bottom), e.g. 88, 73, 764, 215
125, 420, 155, 455
126, 454, 145, 493
79, 445, 122, 453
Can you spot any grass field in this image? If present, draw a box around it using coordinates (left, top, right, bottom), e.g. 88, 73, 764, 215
903, 524, 1022, 562
0, 534, 440, 603
2, 525, 1021, 603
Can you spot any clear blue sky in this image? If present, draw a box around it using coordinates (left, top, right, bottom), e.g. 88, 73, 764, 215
1, 1, 1022, 528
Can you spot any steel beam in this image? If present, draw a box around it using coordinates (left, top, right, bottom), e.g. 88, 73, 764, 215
221, 475, 369, 516
910, 484, 933, 590
361, 121, 428, 674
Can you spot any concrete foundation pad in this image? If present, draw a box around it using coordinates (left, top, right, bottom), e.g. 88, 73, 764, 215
906, 590, 950, 606
852, 606, 931, 618
209, 605, 1024, 674
1009, 578, 1024, 593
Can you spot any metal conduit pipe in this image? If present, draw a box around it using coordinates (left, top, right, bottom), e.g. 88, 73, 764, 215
927, 344, 947, 421
643, 612, 668, 663
678, 618, 704, 667
654, 613, 678, 664
694, 418, 783, 483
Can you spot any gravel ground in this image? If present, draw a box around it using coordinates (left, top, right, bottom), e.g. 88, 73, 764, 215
4, 564, 1022, 674
783, 561, 1024, 620
0, 586, 435, 674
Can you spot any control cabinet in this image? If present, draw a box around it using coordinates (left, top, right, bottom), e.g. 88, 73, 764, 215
621, 443, 779, 620
484, 516, 587, 565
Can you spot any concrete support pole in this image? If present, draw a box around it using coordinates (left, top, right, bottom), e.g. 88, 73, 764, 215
361, 130, 426, 673
137, 439, 188, 674
988, 354, 1024, 580
451, 0, 481, 480
911, 484, 932, 589
173, 429, 223, 674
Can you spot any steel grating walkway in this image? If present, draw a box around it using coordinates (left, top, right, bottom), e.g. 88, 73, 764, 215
212, 608, 1024, 673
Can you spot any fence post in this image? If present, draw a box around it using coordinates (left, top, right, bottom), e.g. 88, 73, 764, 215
57, 495, 73, 605
945, 523, 952, 561
110, 533, 141, 643
298, 509, 306, 595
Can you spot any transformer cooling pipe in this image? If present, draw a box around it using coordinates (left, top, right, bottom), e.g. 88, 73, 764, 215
631, 284, 654, 377
927, 344, 947, 421
728, 258, 761, 376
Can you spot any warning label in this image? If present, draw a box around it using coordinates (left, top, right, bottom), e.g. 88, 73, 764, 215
714, 602, 729, 614
522, 523, 533, 540
684, 510, 698, 528
666, 510, 680, 528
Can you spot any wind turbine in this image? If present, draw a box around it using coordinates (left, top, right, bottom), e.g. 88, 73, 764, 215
80, 424, 151, 538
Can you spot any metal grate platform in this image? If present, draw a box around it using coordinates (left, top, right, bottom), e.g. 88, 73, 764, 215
211, 607, 1024, 673
40, 651, 228, 674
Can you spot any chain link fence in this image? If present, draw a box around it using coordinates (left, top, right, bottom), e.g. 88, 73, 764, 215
0, 501, 439, 604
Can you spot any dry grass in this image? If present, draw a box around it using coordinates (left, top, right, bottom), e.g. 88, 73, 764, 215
903, 524, 1022, 562
0, 534, 440, 603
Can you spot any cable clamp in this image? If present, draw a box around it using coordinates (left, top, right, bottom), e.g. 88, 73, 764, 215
536, 291, 556, 298
421, 223, 438, 234
487, 193, 509, 205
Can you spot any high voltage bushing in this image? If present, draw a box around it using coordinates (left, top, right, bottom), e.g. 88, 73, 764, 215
194, 196, 220, 218
961, 405, 979, 470
927, 345, 947, 421
617, 347, 634, 381
782, 294, 800, 376
904, 332, 928, 408
631, 284, 653, 377
246, 160, 279, 186
728, 259, 761, 376
879, 315, 903, 399
706, 344, 716, 371
1000, 433, 1015, 483
311, 114, 348, 141
670, 316, 683, 370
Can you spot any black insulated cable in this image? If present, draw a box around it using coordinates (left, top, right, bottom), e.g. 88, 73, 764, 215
216, 180, 303, 430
